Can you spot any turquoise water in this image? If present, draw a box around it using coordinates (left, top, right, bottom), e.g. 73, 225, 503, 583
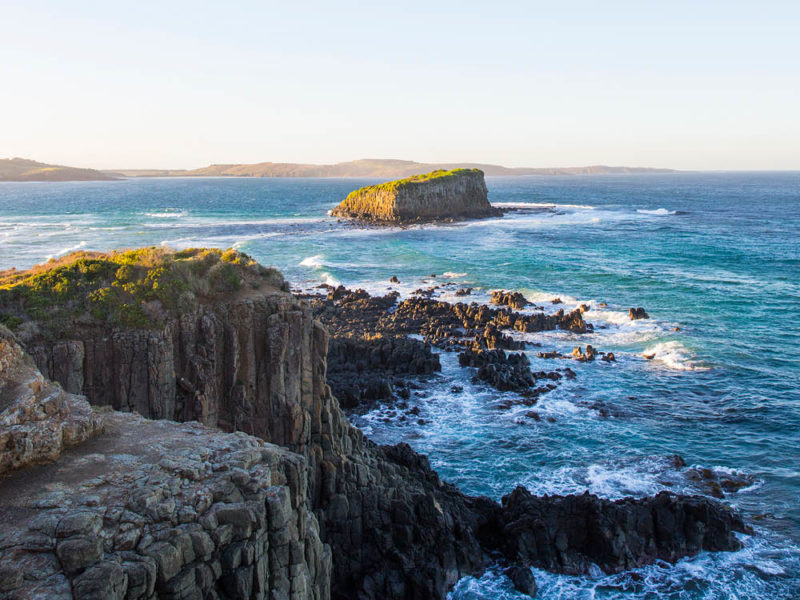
1, 174, 799, 598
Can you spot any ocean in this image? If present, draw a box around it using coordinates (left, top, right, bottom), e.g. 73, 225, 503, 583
1, 172, 798, 598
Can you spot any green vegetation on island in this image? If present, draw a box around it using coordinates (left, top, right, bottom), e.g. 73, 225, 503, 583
345, 168, 481, 196
0, 247, 284, 333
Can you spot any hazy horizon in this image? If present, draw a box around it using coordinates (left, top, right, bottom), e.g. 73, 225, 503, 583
3, 1, 799, 170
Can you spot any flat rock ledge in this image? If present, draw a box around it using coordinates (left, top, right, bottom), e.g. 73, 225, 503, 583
0, 412, 330, 600
330, 168, 499, 225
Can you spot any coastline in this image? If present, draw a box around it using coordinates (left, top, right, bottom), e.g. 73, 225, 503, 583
0, 250, 750, 599
0, 173, 798, 598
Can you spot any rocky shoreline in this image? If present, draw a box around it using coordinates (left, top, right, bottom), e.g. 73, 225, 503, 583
0, 249, 751, 599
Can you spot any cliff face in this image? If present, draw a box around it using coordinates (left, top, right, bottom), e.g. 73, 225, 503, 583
0, 326, 330, 600
331, 169, 497, 224
28, 293, 339, 457
21, 288, 492, 599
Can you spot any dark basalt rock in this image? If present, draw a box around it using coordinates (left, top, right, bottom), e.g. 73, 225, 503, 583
491, 290, 530, 310
489, 487, 750, 575
459, 348, 537, 392
327, 335, 440, 409
685, 466, 755, 499
505, 565, 537, 597
307, 286, 591, 403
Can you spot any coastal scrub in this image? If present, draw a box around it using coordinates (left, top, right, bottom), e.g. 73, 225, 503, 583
0, 247, 284, 334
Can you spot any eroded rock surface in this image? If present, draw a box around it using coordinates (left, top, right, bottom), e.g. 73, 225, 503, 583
0, 413, 330, 600
0, 326, 99, 475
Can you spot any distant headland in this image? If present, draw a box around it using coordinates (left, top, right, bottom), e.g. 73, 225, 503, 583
107, 159, 678, 179
0, 158, 117, 182
0, 157, 678, 181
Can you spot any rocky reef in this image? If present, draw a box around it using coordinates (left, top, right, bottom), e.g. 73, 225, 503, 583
330, 168, 499, 224
0, 249, 750, 599
305, 284, 589, 408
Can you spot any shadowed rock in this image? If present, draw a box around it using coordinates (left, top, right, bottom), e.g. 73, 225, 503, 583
487, 487, 750, 575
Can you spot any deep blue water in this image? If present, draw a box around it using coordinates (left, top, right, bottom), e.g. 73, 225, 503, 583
1, 173, 799, 598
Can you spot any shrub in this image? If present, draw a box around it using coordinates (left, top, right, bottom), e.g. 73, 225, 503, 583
0, 246, 283, 332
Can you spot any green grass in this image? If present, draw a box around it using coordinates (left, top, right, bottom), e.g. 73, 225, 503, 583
0, 247, 285, 332
349, 168, 480, 196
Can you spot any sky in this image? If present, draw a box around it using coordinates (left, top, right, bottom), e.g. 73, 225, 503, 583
2, 1, 799, 170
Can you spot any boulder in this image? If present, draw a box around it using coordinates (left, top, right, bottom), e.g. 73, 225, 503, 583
505, 565, 536, 597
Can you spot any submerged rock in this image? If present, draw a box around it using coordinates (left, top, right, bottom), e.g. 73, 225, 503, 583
505, 565, 536, 597
330, 168, 499, 224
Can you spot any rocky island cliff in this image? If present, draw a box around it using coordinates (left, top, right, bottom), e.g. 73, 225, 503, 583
0, 248, 749, 599
330, 168, 499, 224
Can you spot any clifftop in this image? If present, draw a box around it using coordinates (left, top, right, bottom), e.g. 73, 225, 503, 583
0, 247, 285, 336
331, 168, 499, 224
0, 158, 117, 182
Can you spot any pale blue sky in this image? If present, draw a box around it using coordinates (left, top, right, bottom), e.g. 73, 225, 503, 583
2, 1, 799, 169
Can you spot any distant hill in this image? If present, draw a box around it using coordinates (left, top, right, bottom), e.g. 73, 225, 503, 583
106, 159, 677, 179
0, 158, 117, 182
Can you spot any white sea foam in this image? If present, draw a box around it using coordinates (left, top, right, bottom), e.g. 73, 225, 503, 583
442, 271, 468, 278
299, 254, 324, 267
321, 272, 339, 286
519, 289, 581, 307
642, 340, 709, 371
143, 210, 187, 218
46, 240, 87, 260
493, 201, 597, 210
637, 208, 677, 215
520, 456, 674, 499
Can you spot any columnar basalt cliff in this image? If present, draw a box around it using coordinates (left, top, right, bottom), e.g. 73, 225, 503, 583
0, 249, 750, 599
0, 326, 330, 600
330, 168, 498, 224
